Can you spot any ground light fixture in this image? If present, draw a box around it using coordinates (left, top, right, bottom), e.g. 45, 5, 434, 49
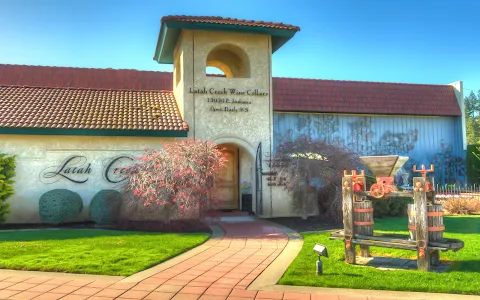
313, 243, 328, 275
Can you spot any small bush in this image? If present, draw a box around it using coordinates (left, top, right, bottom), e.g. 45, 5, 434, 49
372, 199, 389, 218
444, 197, 480, 214
372, 196, 412, 218
39, 189, 83, 224
89, 190, 123, 225
466, 145, 480, 185
467, 198, 480, 213
0, 154, 16, 225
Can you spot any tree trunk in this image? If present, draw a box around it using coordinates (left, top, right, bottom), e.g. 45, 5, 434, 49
301, 176, 309, 220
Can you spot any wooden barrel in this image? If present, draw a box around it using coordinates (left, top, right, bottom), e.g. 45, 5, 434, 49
353, 201, 374, 236
407, 204, 444, 241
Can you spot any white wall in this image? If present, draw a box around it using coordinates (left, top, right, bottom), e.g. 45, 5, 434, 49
1, 134, 170, 223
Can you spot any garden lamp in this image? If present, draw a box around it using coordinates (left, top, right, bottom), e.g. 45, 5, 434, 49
313, 243, 328, 275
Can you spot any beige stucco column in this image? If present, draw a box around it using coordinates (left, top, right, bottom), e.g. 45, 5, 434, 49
172, 30, 275, 216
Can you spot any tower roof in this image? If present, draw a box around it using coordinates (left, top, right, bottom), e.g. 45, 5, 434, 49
154, 15, 300, 64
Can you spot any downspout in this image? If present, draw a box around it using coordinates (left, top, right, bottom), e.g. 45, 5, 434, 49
192, 31, 196, 139
268, 35, 274, 218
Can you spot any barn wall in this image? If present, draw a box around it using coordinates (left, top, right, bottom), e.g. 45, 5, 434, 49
273, 112, 466, 185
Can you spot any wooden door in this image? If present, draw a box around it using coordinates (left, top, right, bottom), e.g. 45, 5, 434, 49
216, 145, 239, 210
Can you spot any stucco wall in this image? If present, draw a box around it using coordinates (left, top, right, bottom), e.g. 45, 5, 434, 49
174, 30, 275, 216
1, 134, 170, 224
239, 147, 253, 207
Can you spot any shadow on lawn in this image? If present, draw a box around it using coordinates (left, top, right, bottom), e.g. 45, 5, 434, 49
440, 216, 480, 234
0, 220, 211, 242
449, 260, 480, 273
324, 273, 363, 277
0, 229, 166, 242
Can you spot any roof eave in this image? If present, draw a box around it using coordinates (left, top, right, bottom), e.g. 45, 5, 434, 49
154, 20, 299, 64
272, 109, 462, 117
0, 127, 189, 138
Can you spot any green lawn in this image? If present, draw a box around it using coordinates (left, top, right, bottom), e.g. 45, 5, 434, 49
279, 216, 480, 295
0, 229, 209, 276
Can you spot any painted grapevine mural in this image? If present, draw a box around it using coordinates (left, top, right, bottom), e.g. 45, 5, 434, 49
273, 114, 466, 185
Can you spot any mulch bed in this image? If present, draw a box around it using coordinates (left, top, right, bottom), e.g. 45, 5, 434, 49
269, 217, 340, 233
0, 220, 211, 234
0, 222, 97, 231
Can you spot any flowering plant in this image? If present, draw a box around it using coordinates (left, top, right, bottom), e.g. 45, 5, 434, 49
124, 139, 227, 222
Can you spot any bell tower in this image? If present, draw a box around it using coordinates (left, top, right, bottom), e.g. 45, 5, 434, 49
154, 16, 300, 216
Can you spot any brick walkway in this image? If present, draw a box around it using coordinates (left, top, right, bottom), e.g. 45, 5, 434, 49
0, 215, 474, 300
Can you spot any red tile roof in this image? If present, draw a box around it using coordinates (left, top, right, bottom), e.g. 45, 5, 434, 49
161, 15, 300, 31
0, 85, 188, 131
0, 64, 462, 118
0, 64, 172, 91
273, 77, 461, 116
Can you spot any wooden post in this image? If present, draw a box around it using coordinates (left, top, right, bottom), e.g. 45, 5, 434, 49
342, 176, 356, 264
431, 250, 440, 266
360, 245, 370, 258
426, 176, 435, 203
414, 177, 430, 271
357, 176, 370, 257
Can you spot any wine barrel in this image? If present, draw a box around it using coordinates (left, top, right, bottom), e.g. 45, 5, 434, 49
354, 201, 374, 236
407, 204, 444, 241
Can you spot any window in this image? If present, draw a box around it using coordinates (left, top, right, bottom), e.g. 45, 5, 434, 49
206, 44, 250, 78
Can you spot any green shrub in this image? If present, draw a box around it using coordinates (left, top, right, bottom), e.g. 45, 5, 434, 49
0, 154, 16, 225
372, 199, 389, 218
89, 190, 123, 225
372, 196, 413, 218
365, 174, 376, 189
39, 189, 83, 224
467, 144, 480, 185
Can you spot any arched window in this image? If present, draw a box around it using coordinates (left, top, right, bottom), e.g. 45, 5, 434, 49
206, 44, 250, 78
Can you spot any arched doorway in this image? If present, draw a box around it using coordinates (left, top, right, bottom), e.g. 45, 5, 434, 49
216, 143, 239, 210
213, 139, 256, 213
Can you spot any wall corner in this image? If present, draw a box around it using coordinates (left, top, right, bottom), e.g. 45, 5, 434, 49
449, 81, 466, 150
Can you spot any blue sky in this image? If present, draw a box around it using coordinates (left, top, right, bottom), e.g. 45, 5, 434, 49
1, 0, 479, 93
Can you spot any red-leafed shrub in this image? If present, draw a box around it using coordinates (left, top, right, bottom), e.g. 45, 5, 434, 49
123, 139, 227, 222
270, 137, 361, 222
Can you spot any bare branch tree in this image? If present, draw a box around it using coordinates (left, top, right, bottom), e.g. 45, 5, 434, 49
269, 136, 361, 222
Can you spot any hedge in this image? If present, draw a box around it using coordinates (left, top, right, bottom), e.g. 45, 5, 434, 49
0, 154, 16, 224
39, 189, 83, 224
371, 196, 413, 218
89, 190, 123, 225
467, 144, 480, 185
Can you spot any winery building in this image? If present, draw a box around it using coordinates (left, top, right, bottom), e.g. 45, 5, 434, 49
0, 16, 466, 223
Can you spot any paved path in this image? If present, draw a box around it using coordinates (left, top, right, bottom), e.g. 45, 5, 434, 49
0, 215, 477, 300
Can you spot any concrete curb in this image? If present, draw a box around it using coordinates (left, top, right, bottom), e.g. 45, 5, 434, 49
120, 224, 225, 282
0, 269, 123, 282
248, 220, 303, 291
